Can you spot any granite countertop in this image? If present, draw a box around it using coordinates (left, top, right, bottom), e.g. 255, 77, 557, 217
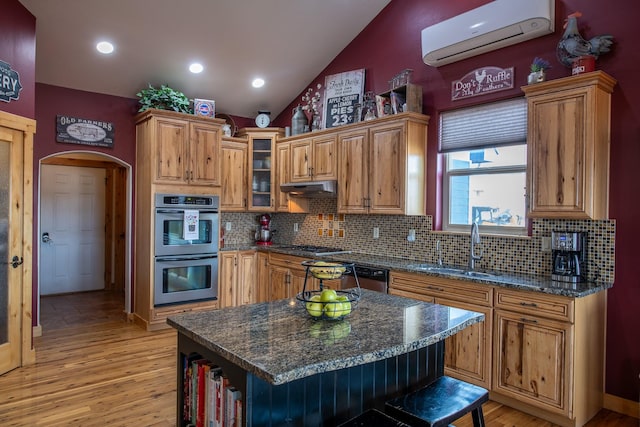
167, 289, 484, 385
221, 245, 612, 298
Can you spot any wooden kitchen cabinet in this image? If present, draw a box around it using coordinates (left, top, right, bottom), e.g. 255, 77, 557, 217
492, 288, 606, 427
389, 271, 493, 389
266, 253, 341, 301
274, 142, 309, 213
134, 110, 222, 330
220, 137, 248, 211
256, 251, 270, 303
239, 128, 284, 212
523, 71, 616, 219
219, 250, 257, 308
290, 133, 337, 182
268, 253, 307, 300
136, 109, 223, 186
337, 113, 428, 215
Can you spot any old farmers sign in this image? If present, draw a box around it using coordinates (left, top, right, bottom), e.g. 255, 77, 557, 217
56, 115, 115, 148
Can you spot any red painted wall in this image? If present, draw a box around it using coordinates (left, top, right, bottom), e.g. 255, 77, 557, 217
276, 0, 640, 402
32, 83, 139, 322
0, 1, 36, 118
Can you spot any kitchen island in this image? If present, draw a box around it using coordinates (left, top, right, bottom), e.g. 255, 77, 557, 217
167, 289, 484, 426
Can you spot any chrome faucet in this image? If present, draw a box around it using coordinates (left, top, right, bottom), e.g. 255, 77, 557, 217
469, 222, 483, 270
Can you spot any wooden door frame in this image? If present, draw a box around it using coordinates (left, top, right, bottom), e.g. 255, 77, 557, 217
37, 152, 133, 330
0, 111, 36, 367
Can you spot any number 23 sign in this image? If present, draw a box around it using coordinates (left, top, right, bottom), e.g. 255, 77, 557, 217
322, 69, 365, 130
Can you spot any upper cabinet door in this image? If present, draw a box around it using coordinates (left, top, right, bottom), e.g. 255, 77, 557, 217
189, 122, 221, 186
523, 72, 616, 219
337, 129, 369, 214
311, 134, 337, 181
290, 138, 312, 182
368, 122, 406, 215
221, 139, 248, 211
155, 118, 189, 184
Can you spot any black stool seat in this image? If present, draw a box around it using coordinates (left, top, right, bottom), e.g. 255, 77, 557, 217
385, 376, 489, 427
338, 408, 411, 427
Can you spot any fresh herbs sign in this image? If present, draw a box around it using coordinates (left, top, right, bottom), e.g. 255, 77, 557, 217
0, 60, 23, 103
323, 69, 365, 129
56, 115, 114, 148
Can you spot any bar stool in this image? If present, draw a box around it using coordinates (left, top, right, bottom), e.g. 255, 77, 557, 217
385, 376, 489, 427
338, 408, 411, 427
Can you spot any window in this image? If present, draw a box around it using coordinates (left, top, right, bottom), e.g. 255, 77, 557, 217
440, 98, 527, 235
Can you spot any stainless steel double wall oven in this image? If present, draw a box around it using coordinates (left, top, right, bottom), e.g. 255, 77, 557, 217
153, 193, 219, 306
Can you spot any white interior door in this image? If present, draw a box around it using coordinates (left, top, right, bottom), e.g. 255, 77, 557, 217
40, 165, 106, 295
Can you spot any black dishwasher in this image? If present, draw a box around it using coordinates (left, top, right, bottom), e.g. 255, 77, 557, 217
341, 265, 389, 293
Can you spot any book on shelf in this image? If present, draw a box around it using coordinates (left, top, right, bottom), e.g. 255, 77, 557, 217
225, 386, 242, 427
182, 354, 242, 427
207, 365, 222, 427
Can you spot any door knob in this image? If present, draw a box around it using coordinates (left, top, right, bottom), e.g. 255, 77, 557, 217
4, 256, 23, 268
42, 232, 52, 244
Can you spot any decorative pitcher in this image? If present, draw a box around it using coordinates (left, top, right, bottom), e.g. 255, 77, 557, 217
291, 105, 308, 136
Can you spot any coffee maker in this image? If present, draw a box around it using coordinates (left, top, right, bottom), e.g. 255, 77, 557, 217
551, 231, 587, 283
255, 214, 273, 246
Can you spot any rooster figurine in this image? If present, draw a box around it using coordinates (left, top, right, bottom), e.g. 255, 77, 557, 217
557, 12, 614, 67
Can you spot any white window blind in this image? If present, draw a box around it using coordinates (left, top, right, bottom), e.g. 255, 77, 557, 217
439, 98, 527, 152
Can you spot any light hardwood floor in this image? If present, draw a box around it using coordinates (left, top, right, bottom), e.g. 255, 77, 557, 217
0, 291, 636, 426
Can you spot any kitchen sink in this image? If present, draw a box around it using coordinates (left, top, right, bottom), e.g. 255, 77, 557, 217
461, 271, 494, 278
407, 264, 465, 274
407, 264, 500, 279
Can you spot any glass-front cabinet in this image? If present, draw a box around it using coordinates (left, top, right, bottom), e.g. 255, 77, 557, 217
239, 128, 283, 212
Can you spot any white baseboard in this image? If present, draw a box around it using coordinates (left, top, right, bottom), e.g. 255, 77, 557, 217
32, 324, 42, 337
604, 393, 639, 419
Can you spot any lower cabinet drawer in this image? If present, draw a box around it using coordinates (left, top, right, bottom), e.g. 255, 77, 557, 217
495, 288, 574, 323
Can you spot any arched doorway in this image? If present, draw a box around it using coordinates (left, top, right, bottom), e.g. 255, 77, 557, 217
37, 151, 132, 330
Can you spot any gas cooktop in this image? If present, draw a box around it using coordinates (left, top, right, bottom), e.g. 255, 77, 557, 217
278, 245, 352, 256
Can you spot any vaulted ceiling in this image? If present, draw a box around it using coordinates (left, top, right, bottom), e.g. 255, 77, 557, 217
19, 0, 391, 118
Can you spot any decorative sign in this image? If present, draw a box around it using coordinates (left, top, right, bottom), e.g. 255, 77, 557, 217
56, 115, 114, 148
0, 60, 23, 103
323, 68, 365, 129
451, 66, 514, 101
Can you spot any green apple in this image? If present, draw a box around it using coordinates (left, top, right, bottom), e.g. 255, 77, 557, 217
324, 302, 344, 318
306, 301, 324, 317
336, 296, 352, 316
319, 289, 338, 303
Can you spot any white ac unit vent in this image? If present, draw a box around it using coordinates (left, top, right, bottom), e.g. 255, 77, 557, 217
421, 0, 555, 67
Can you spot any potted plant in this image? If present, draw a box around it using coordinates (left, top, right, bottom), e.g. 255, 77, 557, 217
528, 57, 551, 84
136, 84, 191, 113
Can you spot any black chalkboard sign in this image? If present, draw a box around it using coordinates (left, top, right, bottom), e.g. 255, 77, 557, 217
322, 69, 365, 129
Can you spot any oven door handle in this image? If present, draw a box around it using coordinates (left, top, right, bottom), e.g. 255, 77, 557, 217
156, 209, 219, 214
156, 255, 218, 262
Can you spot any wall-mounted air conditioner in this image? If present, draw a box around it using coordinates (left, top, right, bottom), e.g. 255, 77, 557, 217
421, 0, 555, 67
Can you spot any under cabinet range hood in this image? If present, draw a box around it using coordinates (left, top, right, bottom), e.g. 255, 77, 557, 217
279, 180, 337, 198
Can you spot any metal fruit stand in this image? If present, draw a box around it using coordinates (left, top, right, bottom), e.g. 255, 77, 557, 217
296, 260, 361, 321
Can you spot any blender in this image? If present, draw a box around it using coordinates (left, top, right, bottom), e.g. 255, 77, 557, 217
255, 214, 273, 246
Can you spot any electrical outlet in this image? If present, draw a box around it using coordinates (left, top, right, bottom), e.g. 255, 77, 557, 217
225, 222, 232, 231
541, 236, 551, 252
407, 229, 416, 242
294, 223, 299, 232
373, 227, 380, 239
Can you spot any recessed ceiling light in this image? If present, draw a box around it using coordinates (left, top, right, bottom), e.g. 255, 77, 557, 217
189, 63, 204, 74
96, 41, 114, 54
252, 78, 265, 88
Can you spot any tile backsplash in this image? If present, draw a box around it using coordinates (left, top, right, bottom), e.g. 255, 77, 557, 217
222, 199, 615, 283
